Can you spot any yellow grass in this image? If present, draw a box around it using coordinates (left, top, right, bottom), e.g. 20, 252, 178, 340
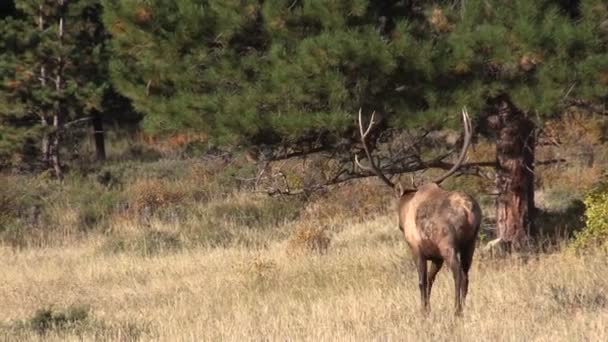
1, 214, 607, 341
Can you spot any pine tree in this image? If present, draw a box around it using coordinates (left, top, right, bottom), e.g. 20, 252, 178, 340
104, 0, 608, 245
103, 1, 437, 142
422, 0, 608, 245
0, 0, 109, 176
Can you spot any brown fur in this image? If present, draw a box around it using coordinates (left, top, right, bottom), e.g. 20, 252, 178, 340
399, 183, 481, 316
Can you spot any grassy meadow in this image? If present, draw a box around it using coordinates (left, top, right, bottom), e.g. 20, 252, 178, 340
1, 219, 608, 341
1, 115, 608, 341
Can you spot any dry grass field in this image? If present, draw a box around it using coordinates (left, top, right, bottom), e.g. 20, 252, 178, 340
2, 115, 608, 341
1, 213, 607, 341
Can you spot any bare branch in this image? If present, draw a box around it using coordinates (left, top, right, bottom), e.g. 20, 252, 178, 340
356, 108, 396, 189
63, 116, 94, 128
563, 98, 608, 115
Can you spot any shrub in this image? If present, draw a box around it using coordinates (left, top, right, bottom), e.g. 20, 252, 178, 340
571, 182, 608, 251
301, 181, 391, 224
29, 305, 90, 334
0, 176, 42, 220
210, 195, 304, 229
547, 284, 607, 311
0, 176, 47, 246
2, 304, 150, 340
287, 223, 331, 254
100, 230, 182, 256
183, 221, 236, 248
127, 178, 188, 217
535, 200, 585, 242
63, 181, 125, 232
181, 194, 306, 248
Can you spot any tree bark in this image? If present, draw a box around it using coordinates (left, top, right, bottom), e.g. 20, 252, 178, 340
92, 111, 106, 161
41, 117, 51, 166
50, 114, 63, 179
488, 95, 536, 247
50, 0, 66, 180
38, 6, 51, 168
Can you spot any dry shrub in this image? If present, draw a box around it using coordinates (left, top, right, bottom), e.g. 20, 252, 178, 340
5, 79, 22, 89
236, 257, 278, 292
4, 305, 150, 340
248, 257, 277, 277
189, 163, 212, 186
269, 17, 286, 30
536, 112, 606, 195
538, 164, 602, 196
287, 223, 331, 254
547, 284, 607, 312
542, 111, 604, 146
209, 192, 303, 229
111, 20, 125, 34
133, 6, 153, 24
127, 178, 188, 215
244, 4, 258, 19
29, 305, 90, 335
137, 132, 209, 157
598, 71, 608, 86
302, 181, 392, 224
428, 7, 453, 32
466, 138, 495, 163
254, 154, 345, 195
519, 52, 542, 71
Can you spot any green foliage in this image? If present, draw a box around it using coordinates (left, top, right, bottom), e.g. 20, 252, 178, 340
103, 0, 440, 142
103, 0, 608, 146
421, 0, 608, 120
0, 0, 110, 170
572, 181, 608, 251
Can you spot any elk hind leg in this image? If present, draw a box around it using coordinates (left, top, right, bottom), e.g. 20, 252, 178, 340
460, 240, 477, 305
414, 253, 429, 313
443, 248, 463, 316
426, 259, 443, 308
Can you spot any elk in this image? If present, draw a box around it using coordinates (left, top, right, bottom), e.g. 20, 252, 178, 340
355, 108, 481, 316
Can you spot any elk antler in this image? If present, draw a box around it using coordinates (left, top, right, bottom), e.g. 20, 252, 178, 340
355, 108, 397, 189
355, 107, 473, 190
432, 107, 473, 184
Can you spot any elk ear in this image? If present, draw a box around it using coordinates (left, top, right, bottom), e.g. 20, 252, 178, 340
395, 182, 405, 198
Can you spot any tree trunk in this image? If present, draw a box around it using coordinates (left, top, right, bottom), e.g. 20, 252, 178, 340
92, 111, 106, 161
41, 116, 51, 166
51, 0, 66, 180
50, 115, 63, 179
489, 96, 536, 247
38, 7, 51, 168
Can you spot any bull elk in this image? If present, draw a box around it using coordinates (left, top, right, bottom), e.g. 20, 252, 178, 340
356, 108, 481, 316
